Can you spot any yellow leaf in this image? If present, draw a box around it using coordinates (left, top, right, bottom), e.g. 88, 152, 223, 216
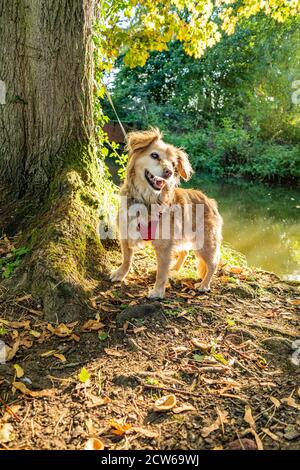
47, 323, 72, 337
40, 349, 58, 357
13, 364, 24, 378
53, 353, 66, 362
81, 319, 104, 332
29, 330, 41, 338
109, 419, 132, 436
270, 396, 281, 408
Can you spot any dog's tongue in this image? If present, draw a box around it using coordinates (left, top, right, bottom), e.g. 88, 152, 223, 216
153, 177, 165, 189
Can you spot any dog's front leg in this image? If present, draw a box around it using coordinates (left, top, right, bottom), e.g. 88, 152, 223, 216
110, 239, 134, 282
148, 244, 172, 299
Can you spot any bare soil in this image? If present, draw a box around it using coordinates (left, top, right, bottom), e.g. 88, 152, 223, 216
0, 247, 300, 450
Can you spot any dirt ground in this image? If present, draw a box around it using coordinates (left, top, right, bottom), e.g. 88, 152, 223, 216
0, 246, 300, 450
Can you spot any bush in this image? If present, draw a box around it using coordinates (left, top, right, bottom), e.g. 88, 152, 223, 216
166, 124, 300, 182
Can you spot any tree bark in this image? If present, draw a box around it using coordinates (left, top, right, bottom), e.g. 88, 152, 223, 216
0, 0, 109, 321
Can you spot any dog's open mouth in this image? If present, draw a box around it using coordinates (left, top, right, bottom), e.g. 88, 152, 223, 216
145, 169, 166, 191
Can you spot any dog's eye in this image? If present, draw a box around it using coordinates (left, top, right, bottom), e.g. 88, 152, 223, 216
150, 152, 159, 160
171, 161, 176, 168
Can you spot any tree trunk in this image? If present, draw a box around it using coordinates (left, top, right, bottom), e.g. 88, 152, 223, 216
0, 0, 109, 321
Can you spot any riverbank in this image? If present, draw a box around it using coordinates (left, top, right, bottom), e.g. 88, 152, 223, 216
0, 245, 299, 450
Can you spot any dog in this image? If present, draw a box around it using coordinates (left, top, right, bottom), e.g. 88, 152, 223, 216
110, 128, 223, 299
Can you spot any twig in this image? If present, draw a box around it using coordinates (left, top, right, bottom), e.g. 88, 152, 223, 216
0, 397, 21, 422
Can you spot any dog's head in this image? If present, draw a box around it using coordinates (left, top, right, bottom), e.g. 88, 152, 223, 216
125, 128, 193, 203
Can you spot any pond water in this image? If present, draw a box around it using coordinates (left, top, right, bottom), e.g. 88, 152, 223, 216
188, 175, 300, 281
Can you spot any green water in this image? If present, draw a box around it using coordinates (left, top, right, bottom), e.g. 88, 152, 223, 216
188, 175, 300, 280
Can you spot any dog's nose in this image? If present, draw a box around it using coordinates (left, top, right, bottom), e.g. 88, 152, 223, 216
163, 168, 173, 179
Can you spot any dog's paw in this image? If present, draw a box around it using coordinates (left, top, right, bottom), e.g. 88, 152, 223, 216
196, 283, 211, 293
148, 288, 165, 299
110, 268, 126, 282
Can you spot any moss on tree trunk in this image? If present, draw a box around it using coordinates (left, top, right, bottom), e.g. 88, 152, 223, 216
0, 1, 113, 320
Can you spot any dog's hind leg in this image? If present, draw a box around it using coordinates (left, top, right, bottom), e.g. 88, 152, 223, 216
171, 250, 188, 272
110, 240, 134, 282
195, 248, 220, 292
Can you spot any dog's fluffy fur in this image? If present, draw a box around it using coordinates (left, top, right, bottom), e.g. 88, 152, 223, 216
110, 128, 223, 299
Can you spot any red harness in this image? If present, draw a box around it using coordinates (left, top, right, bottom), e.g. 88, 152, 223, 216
137, 211, 162, 241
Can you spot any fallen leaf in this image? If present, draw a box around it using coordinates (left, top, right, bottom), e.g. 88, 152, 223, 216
109, 419, 132, 436
8, 320, 30, 330
84, 437, 104, 450
53, 353, 66, 362
282, 396, 300, 411
191, 338, 211, 352
6, 338, 20, 361
86, 396, 110, 409
78, 367, 90, 383
13, 381, 55, 398
47, 323, 72, 337
81, 319, 104, 332
13, 364, 24, 378
244, 405, 256, 429
173, 404, 195, 414
228, 266, 243, 274
15, 294, 32, 303
0, 423, 14, 443
29, 330, 41, 338
270, 396, 281, 408
40, 349, 58, 357
154, 394, 177, 412
201, 408, 228, 437
104, 348, 124, 357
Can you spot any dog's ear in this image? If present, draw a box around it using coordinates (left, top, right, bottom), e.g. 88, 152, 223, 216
126, 128, 162, 154
176, 149, 193, 181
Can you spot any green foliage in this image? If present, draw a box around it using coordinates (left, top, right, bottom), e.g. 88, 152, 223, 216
103, 14, 300, 182
0, 247, 29, 279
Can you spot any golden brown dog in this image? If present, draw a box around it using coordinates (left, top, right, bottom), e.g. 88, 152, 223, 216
110, 128, 223, 299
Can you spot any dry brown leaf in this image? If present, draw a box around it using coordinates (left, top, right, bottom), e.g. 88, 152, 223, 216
173, 404, 195, 414
244, 405, 256, 429
6, 338, 20, 361
104, 348, 124, 357
86, 396, 110, 409
191, 338, 211, 352
270, 396, 281, 408
0, 423, 14, 444
84, 437, 104, 450
109, 419, 132, 436
282, 396, 300, 411
53, 353, 66, 362
8, 320, 30, 329
40, 349, 58, 357
227, 438, 257, 450
81, 319, 104, 332
47, 323, 72, 337
13, 381, 55, 398
201, 408, 228, 438
71, 333, 80, 342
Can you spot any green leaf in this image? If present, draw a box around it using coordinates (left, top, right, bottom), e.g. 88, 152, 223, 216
193, 354, 205, 362
78, 367, 90, 383
98, 331, 109, 341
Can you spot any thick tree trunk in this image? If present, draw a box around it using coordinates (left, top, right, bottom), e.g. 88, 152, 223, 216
0, 0, 94, 194
0, 0, 110, 321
